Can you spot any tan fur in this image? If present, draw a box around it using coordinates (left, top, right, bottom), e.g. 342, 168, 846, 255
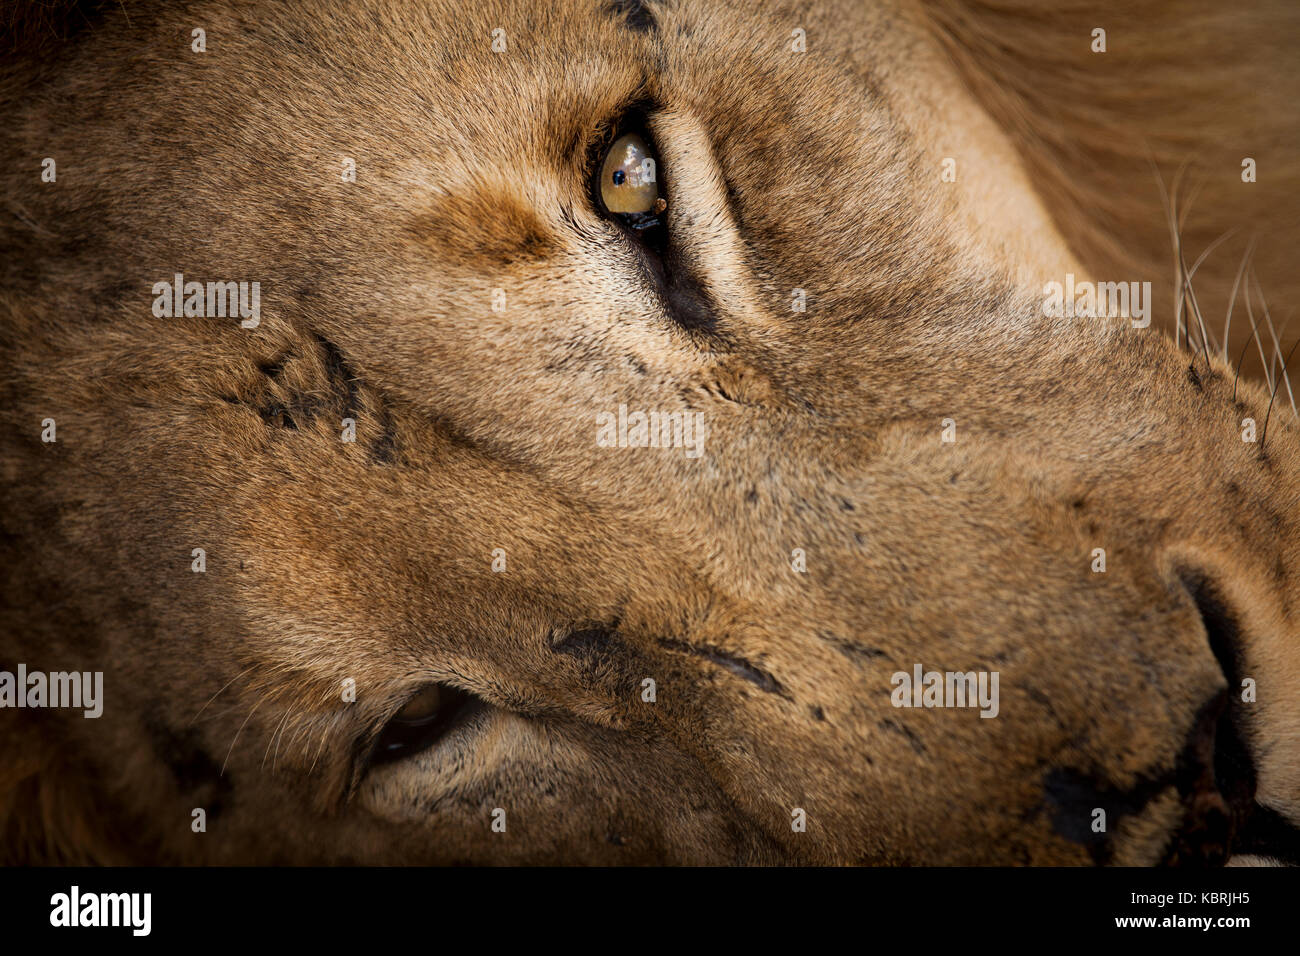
1, 0, 1297, 864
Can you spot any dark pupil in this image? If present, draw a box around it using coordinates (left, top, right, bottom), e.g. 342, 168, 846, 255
612, 169, 626, 185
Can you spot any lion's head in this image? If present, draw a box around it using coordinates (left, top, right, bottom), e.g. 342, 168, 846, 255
2, 0, 1298, 865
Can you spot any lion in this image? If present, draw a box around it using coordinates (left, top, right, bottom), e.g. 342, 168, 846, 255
1, 0, 1298, 865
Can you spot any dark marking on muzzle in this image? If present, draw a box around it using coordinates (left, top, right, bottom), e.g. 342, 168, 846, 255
816, 629, 889, 665
658, 638, 787, 697
879, 717, 927, 755
606, 0, 658, 33
144, 717, 231, 821
550, 624, 617, 658
1043, 766, 1174, 865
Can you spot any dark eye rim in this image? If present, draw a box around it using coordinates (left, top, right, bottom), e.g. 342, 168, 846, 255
363, 683, 480, 770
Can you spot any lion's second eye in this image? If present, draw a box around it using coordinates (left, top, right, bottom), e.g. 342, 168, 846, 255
370, 684, 474, 766
599, 132, 661, 215
395, 685, 443, 722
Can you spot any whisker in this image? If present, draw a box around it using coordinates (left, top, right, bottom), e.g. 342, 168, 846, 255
1157, 158, 1213, 364
1261, 337, 1300, 450
1268, 316, 1296, 410
221, 697, 266, 777
308, 712, 344, 776
188, 665, 256, 728
262, 708, 295, 771
1148, 156, 1185, 352
1232, 306, 1262, 404
1185, 228, 1237, 286
1221, 236, 1257, 365
273, 711, 306, 773
1175, 169, 1208, 234
1251, 270, 1297, 421
1178, 238, 1213, 366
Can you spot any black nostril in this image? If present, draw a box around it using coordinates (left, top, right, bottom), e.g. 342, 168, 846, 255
1161, 569, 1259, 865
1177, 571, 1246, 703
1162, 689, 1234, 866
1176, 571, 1257, 812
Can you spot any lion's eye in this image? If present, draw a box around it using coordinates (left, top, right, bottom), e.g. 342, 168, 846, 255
395, 685, 444, 722
370, 684, 475, 767
599, 132, 663, 216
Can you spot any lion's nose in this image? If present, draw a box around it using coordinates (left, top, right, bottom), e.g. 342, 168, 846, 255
1061, 559, 1274, 866
1157, 687, 1236, 866
1160, 568, 1270, 866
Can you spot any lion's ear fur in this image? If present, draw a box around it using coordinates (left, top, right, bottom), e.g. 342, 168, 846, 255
919, 0, 1300, 375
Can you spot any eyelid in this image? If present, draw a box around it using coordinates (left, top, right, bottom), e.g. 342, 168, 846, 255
580, 94, 656, 177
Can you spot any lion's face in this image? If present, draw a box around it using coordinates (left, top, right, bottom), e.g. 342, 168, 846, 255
2, 0, 1298, 865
